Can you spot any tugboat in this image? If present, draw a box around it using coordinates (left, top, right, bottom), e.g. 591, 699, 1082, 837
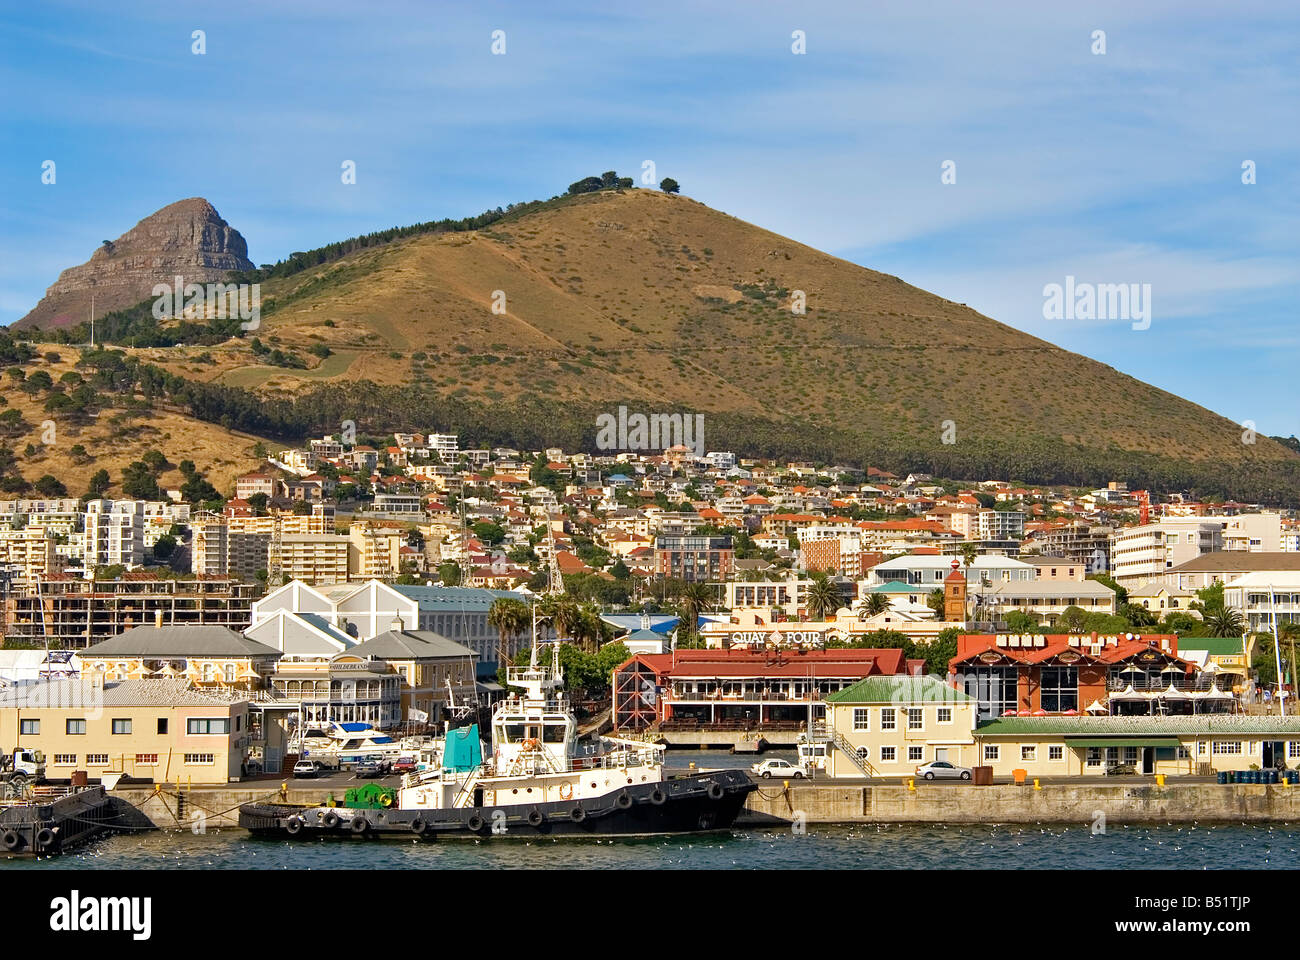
240, 640, 754, 839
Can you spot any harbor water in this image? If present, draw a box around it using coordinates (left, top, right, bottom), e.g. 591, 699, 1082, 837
5, 821, 1299, 870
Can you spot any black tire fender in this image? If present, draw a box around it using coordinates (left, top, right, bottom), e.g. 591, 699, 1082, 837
2, 829, 22, 851
649, 787, 667, 805
707, 782, 725, 801
570, 805, 587, 823
410, 818, 427, 835
527, 808, 544, 827
349, 817, 368, 834
285, 816, 303, 835
321, 810, 340, 829
615, 791, 633, 810
466, 813, 485, 832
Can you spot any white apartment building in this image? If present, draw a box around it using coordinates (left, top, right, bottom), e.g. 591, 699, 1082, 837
1223, 571, 1300, 634
1219, 513, 1281, 552
428, 433, 459, 461
985, 580, 1117, 626
82, 499, 148, 569
977, 509, 1025, 541
191, 516, 228, 577
866, 554, 1037, 588
0, 526, 62, 587
1111, 520, 1223, 587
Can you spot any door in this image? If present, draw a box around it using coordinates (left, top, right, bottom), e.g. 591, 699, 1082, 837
265, 746, 281, 775
1141, 747, 1154, 775
934, 748, 950, 763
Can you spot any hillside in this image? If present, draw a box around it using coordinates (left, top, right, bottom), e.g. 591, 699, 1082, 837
10, 186, 1300, 499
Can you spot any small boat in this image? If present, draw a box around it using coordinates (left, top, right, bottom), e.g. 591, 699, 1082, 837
241, 641, 754, 839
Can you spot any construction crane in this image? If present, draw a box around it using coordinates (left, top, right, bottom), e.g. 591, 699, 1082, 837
1134, 489, 1151, 525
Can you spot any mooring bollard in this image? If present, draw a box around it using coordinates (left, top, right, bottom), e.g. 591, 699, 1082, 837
908, 778, 915, 791
1033, 778, 1041, 790
1155, 774, 1165, 786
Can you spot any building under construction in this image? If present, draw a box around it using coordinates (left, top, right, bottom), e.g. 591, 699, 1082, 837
3, 573, 257, 649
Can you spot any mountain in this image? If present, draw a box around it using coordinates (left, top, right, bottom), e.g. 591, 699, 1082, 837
12, 185, 1300, 499
15, 198, 254, 331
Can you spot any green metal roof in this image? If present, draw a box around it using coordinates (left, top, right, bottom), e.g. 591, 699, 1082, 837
976, 716, 1300, 737
826, 675, 975, 704
866, 581, 921, 593
1175, 637, 1245, 656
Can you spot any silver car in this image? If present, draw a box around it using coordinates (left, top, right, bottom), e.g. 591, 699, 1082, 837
915, 760, 972, 781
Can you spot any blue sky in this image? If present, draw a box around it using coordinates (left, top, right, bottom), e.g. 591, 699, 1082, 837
2, 1, 1297, 433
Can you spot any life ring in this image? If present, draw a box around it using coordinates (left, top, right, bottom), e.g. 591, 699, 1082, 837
321, 810, 340, 829
527, 808, 544, 827
569, 805, 587, 823
410, 818, 427, 835
615, 791, 633, 810
285, 816, 303, 835
2, 829, 22, 851
349, 817, 368, 834
466, 813, 485, 832
650, 787, 667, 806
35, 827, 57, 848
707, 783, 724, 801
559, 782, 573, 801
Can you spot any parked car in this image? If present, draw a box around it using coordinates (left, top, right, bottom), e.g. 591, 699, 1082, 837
392, 756, 417, 774
750, 758, 804, 779
354, 759, 392, 778
293, 759, 327, 779
915, 760, 972, 781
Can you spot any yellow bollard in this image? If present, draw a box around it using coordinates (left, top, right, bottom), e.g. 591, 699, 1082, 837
1033, 778, 1041, 790
908, 778, 915, 791
1156, 774, 1165, 786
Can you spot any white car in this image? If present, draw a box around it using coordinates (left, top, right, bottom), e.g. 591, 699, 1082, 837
750, 758, 805, 779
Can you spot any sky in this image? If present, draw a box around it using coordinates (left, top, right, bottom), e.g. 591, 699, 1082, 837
1, 0, 1297, 433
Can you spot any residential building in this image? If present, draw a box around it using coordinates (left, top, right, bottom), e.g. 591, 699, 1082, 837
0, 526, 63, 588
1159, 552, 1300, 592
985, 580, 1118, 627
1111, 520, 1224, 586
653, 535, 734, 583
823, 675, 978, 777
275, 534, 350, 585
0, 677, 251, 784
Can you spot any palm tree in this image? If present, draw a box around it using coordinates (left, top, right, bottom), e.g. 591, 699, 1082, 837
958, 542, 978, 623
677, 582, 714, 637
1279, 620, 1300, 697
859, 592, 890, 618
806, 575, 843, 620
926, 588, 945, 619
1201, 604, 1245, 638
487, 597, 531, 663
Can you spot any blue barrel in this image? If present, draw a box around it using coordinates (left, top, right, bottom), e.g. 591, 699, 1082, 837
1270, 770, 1279, 784
1218, 771, 1228, 785
1248, 770, 1257, 784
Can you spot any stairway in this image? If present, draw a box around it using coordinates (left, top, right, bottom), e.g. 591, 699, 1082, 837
830, 731, 877, 778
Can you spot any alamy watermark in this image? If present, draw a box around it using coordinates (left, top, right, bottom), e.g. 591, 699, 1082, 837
1043, 275, 1151, 330
595, 406, 704, 457
152, 275, 261, 331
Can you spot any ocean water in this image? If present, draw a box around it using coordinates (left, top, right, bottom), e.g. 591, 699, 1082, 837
8, 821, 1300, 870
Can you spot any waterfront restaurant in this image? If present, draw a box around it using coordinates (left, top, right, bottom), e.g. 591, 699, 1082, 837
949, 633, 1200, 723
612, 647, 923, 733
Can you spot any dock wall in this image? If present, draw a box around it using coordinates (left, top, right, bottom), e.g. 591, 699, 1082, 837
742, 781, 1300, 824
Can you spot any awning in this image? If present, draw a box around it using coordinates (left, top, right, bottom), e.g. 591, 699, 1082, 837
1066, 738, 1182, 748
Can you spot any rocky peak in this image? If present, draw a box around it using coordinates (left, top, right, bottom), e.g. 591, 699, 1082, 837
13, 197, 255, 331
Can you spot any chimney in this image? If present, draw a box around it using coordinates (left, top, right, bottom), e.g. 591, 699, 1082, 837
155, 609, 164, 628
390, 616, 405, 633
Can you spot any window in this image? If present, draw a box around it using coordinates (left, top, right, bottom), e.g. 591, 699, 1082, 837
184, 753, 215, 765
880, 746, 896, 762
907, 708, 923, 731
1086, 747, 1102, 767
111, 719, 132, 735
1123, 746, 1138, 763
66, 719, 86, 735
1212, 741, 1243, 755
1177, 746, 1191, 759
135, 754, 158, 765
881, 708, 896, 731
20, 719, 38, 736
937, 707, 952, 724
157, 718, 168, 735
1049, 745, 1063, 761
1198, 740, 1207, 756
984, 745, 1000, 762
856, 746, 870, 761
224, 663, 236, 682
86, 754, 109, 766
1021, 745, 1036, 761
1040, 666, 1078, 713
1289, 742, 1300, 760
187, 718, 230, 735
53, 754, 76, 766
908, 746, 924, 762
852, 708, 869, 731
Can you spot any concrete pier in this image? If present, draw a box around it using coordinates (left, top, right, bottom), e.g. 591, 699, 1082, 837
741, 780, 1300, 824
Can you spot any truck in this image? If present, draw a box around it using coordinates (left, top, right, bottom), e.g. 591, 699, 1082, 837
0, 748, 46, 788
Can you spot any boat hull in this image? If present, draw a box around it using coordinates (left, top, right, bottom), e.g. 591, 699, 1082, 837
239, 770, 755, 839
